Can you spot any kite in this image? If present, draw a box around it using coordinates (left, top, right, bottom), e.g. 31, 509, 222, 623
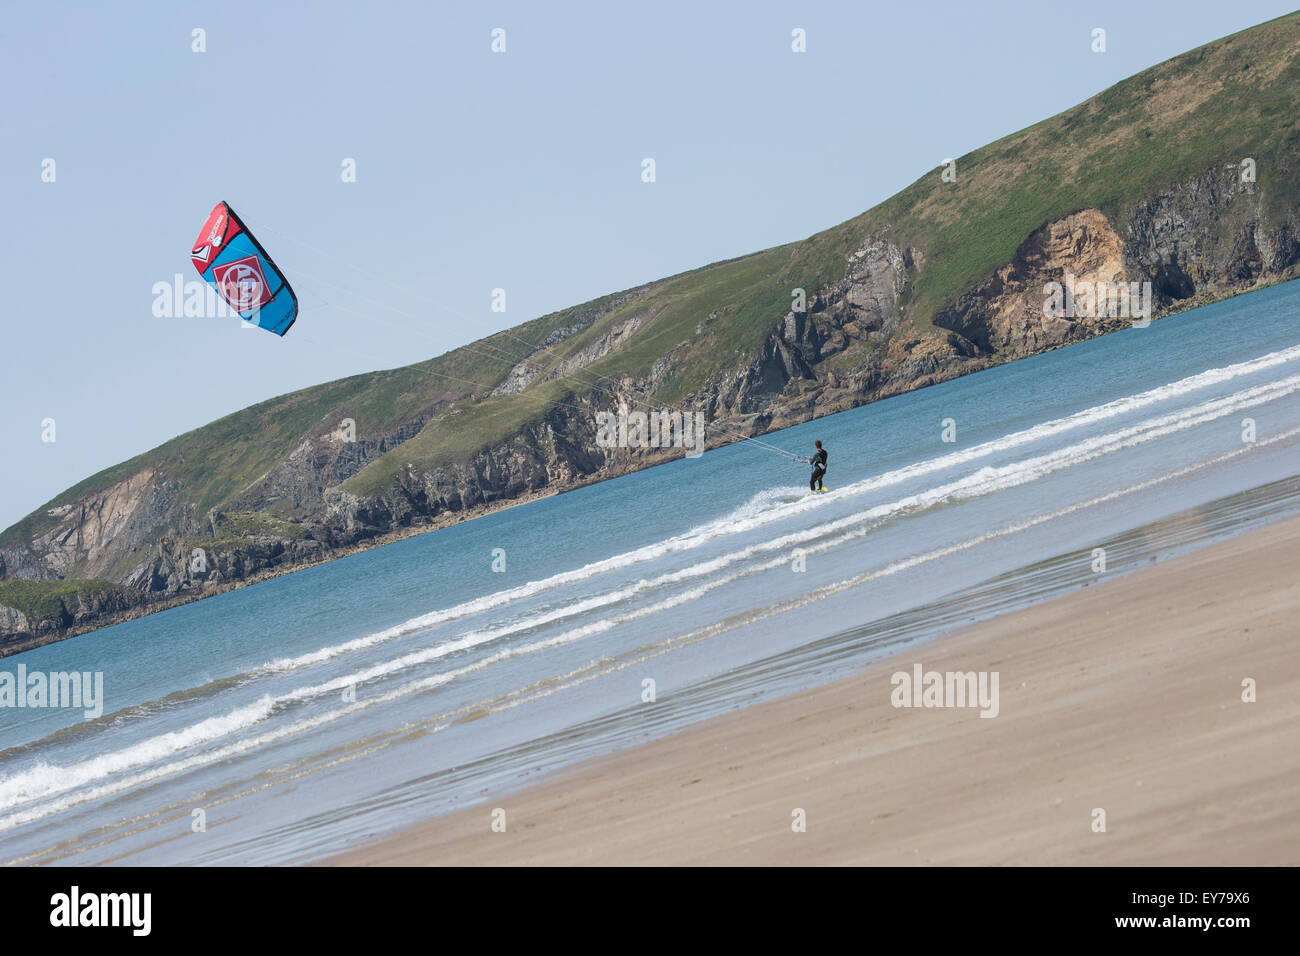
190, 201, 298, 335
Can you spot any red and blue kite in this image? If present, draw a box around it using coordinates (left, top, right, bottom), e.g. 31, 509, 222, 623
190, 202, 297, 335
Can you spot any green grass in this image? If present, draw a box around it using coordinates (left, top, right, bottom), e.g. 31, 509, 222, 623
180, 536, 261, 554
215, 512, 311, 539
344, 381, 574, 494
0, 579, 123, 622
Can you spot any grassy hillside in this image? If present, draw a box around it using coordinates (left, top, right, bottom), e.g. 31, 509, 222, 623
0, 579, 122, 621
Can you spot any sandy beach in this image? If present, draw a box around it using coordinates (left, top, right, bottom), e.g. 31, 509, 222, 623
331, 514, 1300, 866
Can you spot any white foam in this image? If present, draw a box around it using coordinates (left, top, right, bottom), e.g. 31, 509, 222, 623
254, 343, 1300, 676
0, 697, 275, 812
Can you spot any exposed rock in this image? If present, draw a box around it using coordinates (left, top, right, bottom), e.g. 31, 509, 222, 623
935, 209, 1129, 355
1122, 164, 1299, 300
325, 406, 608, 533
490, 288, 651, 395
0, 605, 29, 637
935, 166, 1300, 359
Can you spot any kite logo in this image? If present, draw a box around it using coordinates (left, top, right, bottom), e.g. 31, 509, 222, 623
212, 255, 272, 312
191, 244, 210, 265
207, 212, 226, 247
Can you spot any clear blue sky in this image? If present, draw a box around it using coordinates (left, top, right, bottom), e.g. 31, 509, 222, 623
1, 0, 1294, 530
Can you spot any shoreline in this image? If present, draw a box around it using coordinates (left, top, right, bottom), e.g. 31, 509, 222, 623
329, 511, 1300, 866
0, 481, 575, 658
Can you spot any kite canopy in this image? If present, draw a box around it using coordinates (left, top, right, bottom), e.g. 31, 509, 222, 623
190, 201, 297, 335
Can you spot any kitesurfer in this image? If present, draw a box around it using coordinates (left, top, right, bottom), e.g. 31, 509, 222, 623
805, 440, 827, 491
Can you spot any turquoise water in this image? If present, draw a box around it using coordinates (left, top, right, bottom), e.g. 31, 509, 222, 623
3, 279, 1300, 864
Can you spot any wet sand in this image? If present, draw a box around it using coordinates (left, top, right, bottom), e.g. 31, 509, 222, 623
331, 514, 1300, 866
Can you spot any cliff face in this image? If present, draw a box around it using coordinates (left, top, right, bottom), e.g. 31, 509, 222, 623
934, 166, 1299, 358
323, 411, 607, 536
6, 11, 1300, 650
1122, 164, 1299, 293
934, 209, 1130, 354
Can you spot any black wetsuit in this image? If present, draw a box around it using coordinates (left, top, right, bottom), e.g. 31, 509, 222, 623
810, 448, 827, 490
